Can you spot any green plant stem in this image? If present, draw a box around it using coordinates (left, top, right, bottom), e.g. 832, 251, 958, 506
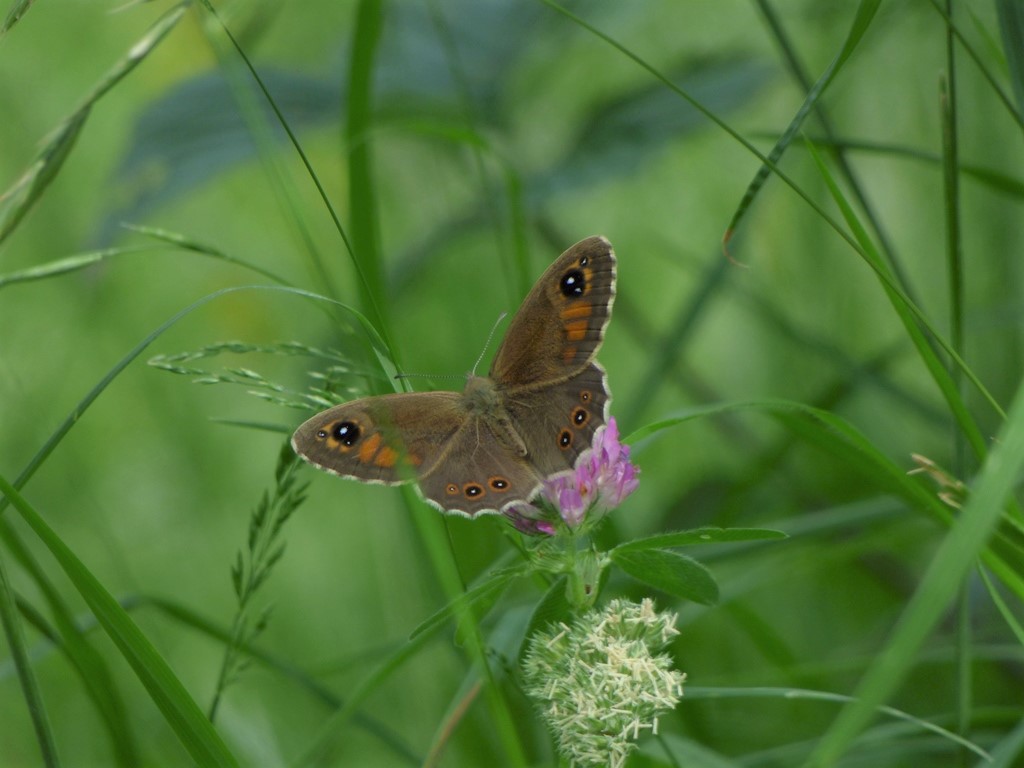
410, 497, 529, 767
346, 0, 392, 349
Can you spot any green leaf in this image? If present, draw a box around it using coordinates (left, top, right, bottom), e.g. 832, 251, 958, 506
613, 527, 787, 553
611, 549, 719, 605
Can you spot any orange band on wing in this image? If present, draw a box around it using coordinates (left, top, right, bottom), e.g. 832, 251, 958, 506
374, 446, 399, 468
564, 319, 589, 342
358, 432, 382, 463
560, 303, 593, 320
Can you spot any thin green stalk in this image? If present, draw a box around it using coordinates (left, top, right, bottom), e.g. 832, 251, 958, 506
930, 0, 1024, 131
345, 0, 392, 349
195, 0, 346, 302
941, 72, 966, 472
941, 4, 971, 753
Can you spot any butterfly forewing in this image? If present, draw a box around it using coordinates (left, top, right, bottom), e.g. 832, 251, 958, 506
489, 236, 615, 387
291, 392, 465, 485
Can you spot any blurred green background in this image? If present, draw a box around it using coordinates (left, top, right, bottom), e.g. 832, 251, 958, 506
2, 1, 1023, 766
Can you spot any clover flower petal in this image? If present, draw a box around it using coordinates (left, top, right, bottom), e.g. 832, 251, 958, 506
502, 417, 639, 534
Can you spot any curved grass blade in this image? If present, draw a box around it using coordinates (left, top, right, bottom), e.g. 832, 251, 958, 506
1, 527, 138, 766
0, 477, 238, 767
408, 564, 528, 641
123, 224, 294, 285
0, 246, 157, 290
1, 0, 35, 36
0, 110, 87, 245
725, 0, 881, 244
0, 285, 395, 764
0, 221, 294, 292
0, 3, 187, 245
626, 401, 1024, 600
809, 373, 1024, 766
805, 138, 996, 456
684, 686, 990, 762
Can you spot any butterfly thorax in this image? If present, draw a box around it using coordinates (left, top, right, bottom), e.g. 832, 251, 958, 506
462, 376, 529, 457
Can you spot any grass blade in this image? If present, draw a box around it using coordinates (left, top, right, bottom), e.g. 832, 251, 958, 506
804, 139, 995, 456
1, 0, 34, 35
0, 476, 238, 767
809, 373, 1024, 766
0, 110, 87, 245
1, 526, 139, 766
994, 0, 1024, 119
408, 565, 528, 641
0, 3, 187, 245
0, 549, 60, 767
726, 0, 881, 243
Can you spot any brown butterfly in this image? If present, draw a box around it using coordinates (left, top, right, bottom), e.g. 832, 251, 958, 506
291, 236, 616, 517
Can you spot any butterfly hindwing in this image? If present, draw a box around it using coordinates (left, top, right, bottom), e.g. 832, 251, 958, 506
502, 362, 610, 477
417, 418, 543, 516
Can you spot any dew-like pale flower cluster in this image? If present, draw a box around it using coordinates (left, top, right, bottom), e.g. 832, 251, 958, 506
522, 598, 686, 768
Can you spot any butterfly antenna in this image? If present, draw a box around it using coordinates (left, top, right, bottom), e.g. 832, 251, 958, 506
394, 372, 462, 382
472, 312, 508, 376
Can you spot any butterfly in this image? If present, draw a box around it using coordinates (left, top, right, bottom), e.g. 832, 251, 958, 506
291, 236, 616, 517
